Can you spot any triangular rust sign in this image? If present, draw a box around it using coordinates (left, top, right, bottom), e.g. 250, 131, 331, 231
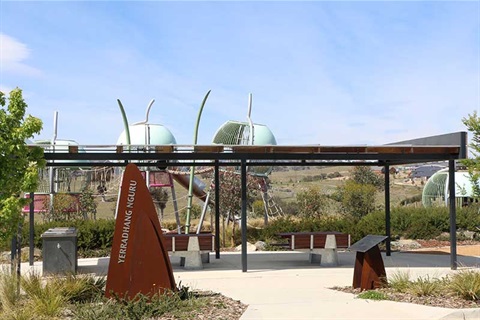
105, 163, 176, 299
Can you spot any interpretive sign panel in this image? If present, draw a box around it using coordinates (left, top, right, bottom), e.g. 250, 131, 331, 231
105, 164, 175, 299
349, 235, 387, 253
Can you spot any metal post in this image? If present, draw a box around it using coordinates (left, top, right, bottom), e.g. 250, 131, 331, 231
448, 160, 457, 270
196, 192, 210, 234
170, 184, 181, 234
384, 165, 391, 256
185, 90, 211, 233
29, 192, 35, 266
241, 158, 248, 272
10, 237, 16, 274
215, 160, 220, 259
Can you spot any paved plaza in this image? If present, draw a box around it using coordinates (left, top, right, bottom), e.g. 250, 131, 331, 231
17, 249, 480, 320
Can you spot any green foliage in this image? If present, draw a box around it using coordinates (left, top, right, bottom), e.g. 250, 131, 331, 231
462, 111, 480, 198
276, 198, 298, 216
73, 289, 208, 320
295, 186, 329, 218
388, 270, 411, 293
21, 272, 67, 317
180, 204, 202, 221
408, 275, 443, 297
0, 267, 20, 313
260, 215, 356, 244
356, 290, 388, 300
457, 205, 480, 231
42, 193, 87, 222
399, 194, 423, 206
450, 269, 480, 300
334, 180, 377, 221
149, 187, 169, 219
351, 166, 384, 190
252, 199, 266, 218
0, 88, 44, 242
79, 187, 98, 220
353, 210, 385, 241
213, 168, 259, 219
4, 219, 116, 252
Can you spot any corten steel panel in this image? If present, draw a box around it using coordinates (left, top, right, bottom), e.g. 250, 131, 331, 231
350, 235, 387, 290
105, 164, 175, 299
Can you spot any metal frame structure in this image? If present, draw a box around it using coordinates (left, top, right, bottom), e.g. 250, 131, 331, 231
37, 131, 467, 272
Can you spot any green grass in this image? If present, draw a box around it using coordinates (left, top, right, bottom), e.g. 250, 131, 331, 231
388, 270, 411, 292
0, 270, 214, 320
408, 275, 445, 297
450, 269, 480, 300
357, 290, 389, 300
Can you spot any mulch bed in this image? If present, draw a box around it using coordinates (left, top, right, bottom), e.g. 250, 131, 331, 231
333, 287, 480, 309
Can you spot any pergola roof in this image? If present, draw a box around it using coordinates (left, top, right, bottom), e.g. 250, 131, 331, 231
36, 131, 468, 272
42, 144, 461, 167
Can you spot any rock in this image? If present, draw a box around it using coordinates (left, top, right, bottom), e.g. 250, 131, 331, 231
254, 241, 266, 251
438, 232, 450, 240
457, 230, 476, 240
1, 251, 10, 263
391, 239, 422, 250
22, 247, 41, 257
235, 242, 257, 252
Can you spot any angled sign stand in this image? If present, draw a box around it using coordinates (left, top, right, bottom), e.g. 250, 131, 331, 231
349, 235, 387, 291
105, 164, 176, 299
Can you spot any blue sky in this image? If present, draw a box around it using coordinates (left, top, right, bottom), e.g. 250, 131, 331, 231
1, 1, 479, 146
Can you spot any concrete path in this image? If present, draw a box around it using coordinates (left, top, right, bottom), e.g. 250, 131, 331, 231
16, 250, 480, 320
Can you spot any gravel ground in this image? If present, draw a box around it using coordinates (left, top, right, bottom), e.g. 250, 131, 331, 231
158, 291, 247, 320
334, 286, 480, 309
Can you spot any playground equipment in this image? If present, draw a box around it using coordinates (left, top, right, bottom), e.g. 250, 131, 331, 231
116, 98, 213, 233
211, 94, 283, 225
422, 168, 477, 207
24, 110, 98, 219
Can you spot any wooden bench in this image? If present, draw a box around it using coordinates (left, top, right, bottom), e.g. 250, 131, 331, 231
162, 233, 215, 269
278, 232, 350, 266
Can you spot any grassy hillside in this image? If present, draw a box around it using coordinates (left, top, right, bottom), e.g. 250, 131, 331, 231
90, 166, 423, 224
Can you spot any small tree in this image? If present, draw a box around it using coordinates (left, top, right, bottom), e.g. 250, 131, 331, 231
334, 180, 377, 220
295, 186, 328, 218
0, 88, 44, 269
209, 168, 259, 247
149, 187, 169, 220
79, 187, 97, 220
351, 166, 384, 190
462, 111, 480, 198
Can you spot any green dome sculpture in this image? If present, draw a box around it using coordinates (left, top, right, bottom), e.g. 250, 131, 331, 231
212, 120, 277, 176
422, 169, 476, 207
117, 124, 177, 145
212, 121, 277, 146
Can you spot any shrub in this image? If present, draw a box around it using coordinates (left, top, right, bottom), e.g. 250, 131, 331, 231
335, 180, 377, 221
295, 187, 329, 218
450, 269, 480, 300
388, 270, 411, 293
457, 205, 480, 231
251, 199, 266, 218
21, 272, 67, 318
408, 275, 443, 297
180, 204, 202, 221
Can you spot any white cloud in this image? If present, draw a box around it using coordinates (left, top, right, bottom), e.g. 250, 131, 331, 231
0, 33, 41, 76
